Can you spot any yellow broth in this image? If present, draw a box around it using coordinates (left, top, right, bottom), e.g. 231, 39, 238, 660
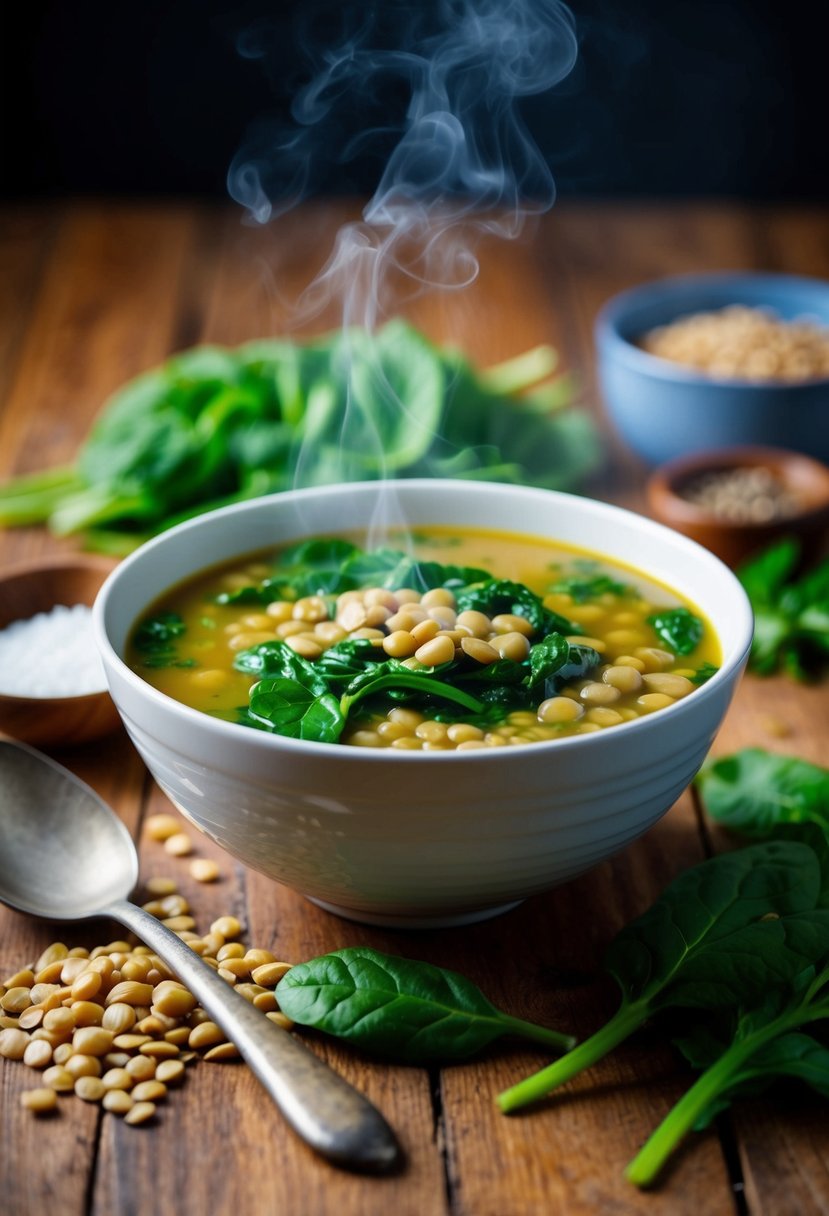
127, 527, 720, 749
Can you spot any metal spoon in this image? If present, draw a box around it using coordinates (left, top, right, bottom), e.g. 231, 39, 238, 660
0, 740, 401, 1173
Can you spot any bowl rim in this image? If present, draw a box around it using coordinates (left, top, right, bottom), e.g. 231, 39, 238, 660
93, 480, 754, 763
595, 270, 829, 390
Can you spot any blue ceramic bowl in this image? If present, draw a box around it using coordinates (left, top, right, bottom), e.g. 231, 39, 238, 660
595, 272, 829, 465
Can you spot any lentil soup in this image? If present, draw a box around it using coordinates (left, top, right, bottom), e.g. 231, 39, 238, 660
127, 528, 720, 750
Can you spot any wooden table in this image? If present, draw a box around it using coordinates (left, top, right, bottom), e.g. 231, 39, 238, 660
1, 201, 828, 1216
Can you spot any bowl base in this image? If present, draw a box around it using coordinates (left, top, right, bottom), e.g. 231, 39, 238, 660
305, 895, 524, 929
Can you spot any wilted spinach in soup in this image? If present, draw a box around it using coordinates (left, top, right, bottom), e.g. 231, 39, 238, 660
128, 528, 720, 749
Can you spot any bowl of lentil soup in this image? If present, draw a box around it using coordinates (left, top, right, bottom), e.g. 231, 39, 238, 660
94, 480, 753, 927
596, 272, 829, 465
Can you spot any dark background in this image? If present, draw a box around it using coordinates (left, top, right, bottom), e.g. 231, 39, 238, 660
2, 0, 825, 201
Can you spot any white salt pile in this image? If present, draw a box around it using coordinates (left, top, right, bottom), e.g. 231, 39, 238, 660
0, 604, 108, 698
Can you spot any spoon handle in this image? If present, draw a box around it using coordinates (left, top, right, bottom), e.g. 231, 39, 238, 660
105, 898, 401, 1173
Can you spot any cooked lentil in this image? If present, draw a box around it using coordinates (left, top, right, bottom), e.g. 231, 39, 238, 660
128, 528, 718, 749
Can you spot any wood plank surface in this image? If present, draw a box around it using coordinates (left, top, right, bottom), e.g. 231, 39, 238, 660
1, 200, 828, 1216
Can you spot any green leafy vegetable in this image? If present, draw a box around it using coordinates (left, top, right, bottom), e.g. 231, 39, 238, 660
496, 840, 829, 1114
132, 611, 195, 669
455, 579, 576, 636
549, 574, 630, 603
0, 324, 601, 548
696, 748, 829, 838
241, 640, 485, 742
738, 539, 829, 680
627, 931, 829, 1187
275, 946, 575, 1062
690, 661, 719, 685
646, 607, 703, 656
223, 542, 601, 742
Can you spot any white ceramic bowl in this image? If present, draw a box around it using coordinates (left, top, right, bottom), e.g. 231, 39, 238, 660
94, 481, 753, 928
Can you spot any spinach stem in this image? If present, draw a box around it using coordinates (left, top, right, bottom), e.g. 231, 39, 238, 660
624, 1017, 790, 1188
0, 466, 84, 524
626, 988, 829, 1188
480, 345, 558, 396
496, 1013, 576, 1054
341, 673, 484, 718
496, 1001, 646, 1113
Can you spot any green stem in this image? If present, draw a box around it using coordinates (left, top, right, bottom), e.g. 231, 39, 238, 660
497, 1013, 576, 1055
480, 345, 558, 396
624, 1017, 790, 1189
0, 464, 79, 499
341, 673, 484, 718
0, 467, 85, 525
496, 1001, 646, 1113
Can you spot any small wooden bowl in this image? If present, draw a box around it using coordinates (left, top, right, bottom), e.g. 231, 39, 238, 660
646, 446, 829, 568
0, 556, 122, 747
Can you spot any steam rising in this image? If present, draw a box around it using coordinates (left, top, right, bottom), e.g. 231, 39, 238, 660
228, 0, 577, 531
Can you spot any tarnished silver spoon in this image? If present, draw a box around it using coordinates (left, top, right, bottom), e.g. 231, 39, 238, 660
0, 740, 401, 1173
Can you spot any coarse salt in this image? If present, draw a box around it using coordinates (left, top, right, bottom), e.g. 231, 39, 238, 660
0, 604, 108, 698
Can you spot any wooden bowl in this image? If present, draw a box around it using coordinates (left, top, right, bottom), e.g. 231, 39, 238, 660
0, 556, 122, 747
646, 446, 829, 568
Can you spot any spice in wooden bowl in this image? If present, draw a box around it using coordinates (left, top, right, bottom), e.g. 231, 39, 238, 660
646, 447, 829, 567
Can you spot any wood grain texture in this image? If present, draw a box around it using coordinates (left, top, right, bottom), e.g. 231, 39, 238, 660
1, 201, 828, 1216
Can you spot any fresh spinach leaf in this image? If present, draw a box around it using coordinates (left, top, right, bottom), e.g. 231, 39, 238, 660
275, 946, 575, 1062
0, 323, 602, 546
738, 540, 829, 680
696, 748, 829, 838
626, 942, 829, 1187
646, 607, 703, 656
497, 840, 829, 1114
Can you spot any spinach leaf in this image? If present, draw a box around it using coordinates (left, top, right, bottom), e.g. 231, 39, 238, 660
0, 323, 602, 546
248, 677, 344, 742
646, 607, 703, 655
547, 641, 601, 690
275, 947, 575, 1062
455, 579, 576, 636
549, 574, 630, 603
696, 749, 829, 838
527, 633, 571, 690
133, 611, 186, 650
233, 640, 328, 691
497, 840, 828, 1113
738, 540, 829, 680
626, 942, 829, 1187
691, 661, 719, 685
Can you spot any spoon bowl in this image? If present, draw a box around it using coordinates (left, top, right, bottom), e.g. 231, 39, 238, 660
0, 740, 400, 1173
0, 741, 137, 918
